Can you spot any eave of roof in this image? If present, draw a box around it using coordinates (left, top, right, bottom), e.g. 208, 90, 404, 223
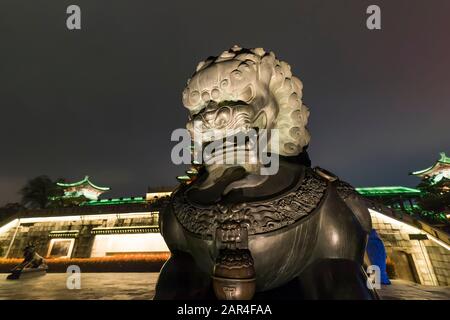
57, 175, 110, 191
411, 152, 450, 176
81, 197, 147, 206
356, 186, 422, 197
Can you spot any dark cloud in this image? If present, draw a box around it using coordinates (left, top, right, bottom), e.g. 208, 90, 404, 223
0, 0, 449, 205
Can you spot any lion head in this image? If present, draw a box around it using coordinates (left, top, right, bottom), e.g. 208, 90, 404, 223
183, 46, 310, 159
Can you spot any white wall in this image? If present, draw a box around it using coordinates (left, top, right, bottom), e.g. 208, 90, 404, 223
370, 209, 450, 286
90, 233, 169, 257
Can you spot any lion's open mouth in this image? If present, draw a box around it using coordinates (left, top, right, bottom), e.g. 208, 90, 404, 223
201, 128, 260, 164
189, 100, 268, 164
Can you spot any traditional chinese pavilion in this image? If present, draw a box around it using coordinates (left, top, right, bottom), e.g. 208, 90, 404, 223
411, 152, 450, 190
57, 175, 110, 200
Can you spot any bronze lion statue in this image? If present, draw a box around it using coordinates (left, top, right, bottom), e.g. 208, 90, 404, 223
155, 46, 377, 300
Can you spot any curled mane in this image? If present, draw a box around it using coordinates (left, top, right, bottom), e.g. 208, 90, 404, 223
186, 46, 310, 156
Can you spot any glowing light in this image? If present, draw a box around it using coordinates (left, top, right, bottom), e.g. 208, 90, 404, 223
57, 175, 110, 191
369, 209, 450, 251
56, 176, 110, 200
0, 212, 159, 236
411, 152, 450, 184
0, 219, 20, 235
146, 192, 172, 201
49, 230, 79, 238
356, 186, 421, 197
81, 197, 147, 206
91, 226, 160, 234
330, 230, 339, 246
90, 233, 169, 257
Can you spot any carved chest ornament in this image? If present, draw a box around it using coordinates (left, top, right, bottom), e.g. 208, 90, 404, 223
172, 170, 328, 242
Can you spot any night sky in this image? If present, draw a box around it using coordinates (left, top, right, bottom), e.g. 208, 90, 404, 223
0, 0, 449, 205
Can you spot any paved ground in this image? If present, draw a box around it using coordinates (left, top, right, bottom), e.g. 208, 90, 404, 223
0, 273, 157, 300
0, 273, 449, 300
379, 279, 450, 300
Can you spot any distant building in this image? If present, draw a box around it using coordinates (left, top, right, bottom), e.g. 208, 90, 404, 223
357, 153, 450, 286
356, 186, 422, 213
357, 153, 450, 220
57, 176, 110, 200
411, 152, 450, 191
0, 185, 170, 260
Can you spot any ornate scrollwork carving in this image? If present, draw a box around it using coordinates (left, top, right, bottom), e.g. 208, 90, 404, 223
172, 170, 328, 238
335, 180, 358, 200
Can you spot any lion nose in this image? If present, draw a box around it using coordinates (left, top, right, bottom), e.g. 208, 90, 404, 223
198, 102, 232, 128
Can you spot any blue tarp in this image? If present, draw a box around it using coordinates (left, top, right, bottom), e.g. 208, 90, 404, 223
366, 229, 391, 285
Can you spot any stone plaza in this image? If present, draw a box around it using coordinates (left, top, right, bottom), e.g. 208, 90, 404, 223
0, 273, 448, 300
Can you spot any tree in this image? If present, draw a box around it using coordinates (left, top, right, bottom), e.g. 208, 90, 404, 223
0, 202, 25, 211
20, 175, 64, 209
48, 194, 89, 208
415, 177, 450, 224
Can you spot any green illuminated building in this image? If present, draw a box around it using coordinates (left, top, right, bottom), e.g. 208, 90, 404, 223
356, 186, 422, 212
356, 152, 449, 222
411, 152, 450, 188
57, 176, 110, 200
